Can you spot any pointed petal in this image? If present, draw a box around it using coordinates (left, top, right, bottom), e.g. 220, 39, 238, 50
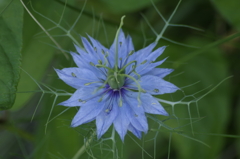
55, 68, 102, 89
135, 57, 168, 76
126, 35, 134, 52
139, 75, 179, 95
113, 101, 130, 141
61, 67, 99, 81
87, 35, 108, 63
58, 87, 105, 107
128, 124, 142, 139
96, 105, 118, 139
110, 29, 128, 68
145, 68, 174, 78
128, 112, 148, 133
72, 46, 94, 65
110, 29, 126, 55
71, 96, 106, 127
147, 46, 166, 62
130, 46, 166, 74
81, 37, 95, 54
70, 52, 94, 70
73, 45, 103, 71
141, 93, 169, 116
74, 44, 87, 55
70, 51, 107, 80
70, 52, 85, 68
127, 42, 157, 65
126, 91, 168, 116
81, 37, 98, 64
124, 92, 148, 133
134, 42, 156, 61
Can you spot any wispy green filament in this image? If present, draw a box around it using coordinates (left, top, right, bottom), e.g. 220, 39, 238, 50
114, 16, 125, 71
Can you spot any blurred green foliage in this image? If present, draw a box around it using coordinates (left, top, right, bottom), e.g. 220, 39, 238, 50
212, 0, 240, 31
0, 0, 23, 110
0, 0, 240, 159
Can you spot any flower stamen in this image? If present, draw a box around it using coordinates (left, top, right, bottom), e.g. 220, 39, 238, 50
119, 90, 123, 107
114, 16, 125, 71
119, 74, 143, 105
78, 99, 86, 103
71, 72, 76, 77
121, 50, 134, 67
84, 81, 100, 86
94, 74, 114, 93
154, 89, 159, 93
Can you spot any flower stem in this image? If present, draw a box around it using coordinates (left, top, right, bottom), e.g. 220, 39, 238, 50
72, 130, 96, 159
111, 127, 116, 158
19, 0, 69, 59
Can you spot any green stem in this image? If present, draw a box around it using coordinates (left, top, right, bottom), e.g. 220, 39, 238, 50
19, 0, 69, 59
111, 127, 116, 158
173, 32, 240, 68
72, 131, 96, 159
155, 0, 182, 43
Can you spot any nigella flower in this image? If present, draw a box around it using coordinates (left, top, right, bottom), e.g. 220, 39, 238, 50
55, 26, 178, 141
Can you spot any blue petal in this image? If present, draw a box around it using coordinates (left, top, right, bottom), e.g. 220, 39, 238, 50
96, 96, 119, 139
55, 68, 102, 89
147, 46, 166, 62
139, 75, 179, 95
126, 35, 134, 52
59, 87, 105, 107
113, 101, 130, 141
71, 96, 106, 127
135, 57, 168, 76
144, 68, 174, 78
87, 35, 108, 52
124, 92, 148, 133
70, 52, 94, 70
110, 30, 126, 56
70, 52, 107, 80
119, 35, 135, 68
70, 52, 85, 68
131, 46, 166, 75
74, 44, 87, 55
125, 58, 167, 87
87, 35, 109, 64
81, 37, 98, 64
71, 44, 98, 65
109, 29, 128, 68
126, 91, 168, 116
141, 93, 169, 116
125, 42, 157, 74
128, 124, 142, 139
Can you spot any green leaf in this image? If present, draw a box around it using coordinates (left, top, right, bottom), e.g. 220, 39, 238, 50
0, 0, 23, 110
211, 0, 240, 30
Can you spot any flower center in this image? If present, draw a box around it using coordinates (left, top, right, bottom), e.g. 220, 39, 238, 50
107, 69, 125, 90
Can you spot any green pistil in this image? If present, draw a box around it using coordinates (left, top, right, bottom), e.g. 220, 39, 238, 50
114, 16, 125, 72
107, 69, 125, 89
119, 74, 143, 105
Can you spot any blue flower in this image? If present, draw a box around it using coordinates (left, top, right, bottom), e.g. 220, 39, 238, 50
55, 29, 178, 141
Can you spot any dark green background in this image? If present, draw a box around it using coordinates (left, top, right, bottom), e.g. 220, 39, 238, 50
0, 0, 239, 158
